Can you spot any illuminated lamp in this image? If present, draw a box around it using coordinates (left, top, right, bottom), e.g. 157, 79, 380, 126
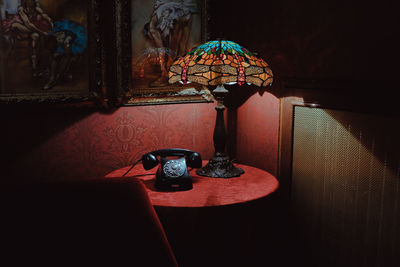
169, 40, 273, 177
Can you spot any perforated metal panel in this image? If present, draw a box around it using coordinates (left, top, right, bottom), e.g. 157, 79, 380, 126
292, 106, 400, 267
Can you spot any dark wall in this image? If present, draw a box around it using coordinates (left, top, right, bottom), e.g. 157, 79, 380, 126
210, 0, 400, 82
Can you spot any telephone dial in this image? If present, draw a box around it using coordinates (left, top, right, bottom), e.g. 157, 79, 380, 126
141, 149, 202, 191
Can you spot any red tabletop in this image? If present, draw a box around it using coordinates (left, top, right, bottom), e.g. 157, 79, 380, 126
105, 161, 278, 208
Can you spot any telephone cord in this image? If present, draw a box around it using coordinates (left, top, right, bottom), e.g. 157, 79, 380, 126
122, 159, 143, 177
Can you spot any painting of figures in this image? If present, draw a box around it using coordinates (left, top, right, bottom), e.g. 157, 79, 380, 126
130, 0, 207, 95
0, 0, 91, 101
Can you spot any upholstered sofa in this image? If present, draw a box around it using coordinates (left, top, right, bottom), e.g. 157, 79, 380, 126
0, 178, 177, 266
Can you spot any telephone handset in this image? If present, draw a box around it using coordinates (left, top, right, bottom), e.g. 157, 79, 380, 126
142, 149, 202, 191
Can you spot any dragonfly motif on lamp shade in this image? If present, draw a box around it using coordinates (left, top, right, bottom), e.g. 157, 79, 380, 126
168, 40, 273, 87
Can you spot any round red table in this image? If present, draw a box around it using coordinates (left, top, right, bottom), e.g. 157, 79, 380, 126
106, 161, 280, 266
105, 161, 279, 207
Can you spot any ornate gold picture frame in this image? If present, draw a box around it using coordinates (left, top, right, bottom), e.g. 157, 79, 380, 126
118, 0, 212, 105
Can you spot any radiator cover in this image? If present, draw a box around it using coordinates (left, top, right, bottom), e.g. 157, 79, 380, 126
292, 106, 400, 267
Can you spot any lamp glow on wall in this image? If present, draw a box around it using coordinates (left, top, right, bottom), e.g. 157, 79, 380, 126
169, 40, 273, 178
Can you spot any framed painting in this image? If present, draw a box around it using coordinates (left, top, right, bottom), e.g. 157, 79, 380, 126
0, 0, 102, 104
118, 0, 212, 105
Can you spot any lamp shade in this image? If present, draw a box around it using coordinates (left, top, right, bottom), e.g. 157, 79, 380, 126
168, 40, 273, 87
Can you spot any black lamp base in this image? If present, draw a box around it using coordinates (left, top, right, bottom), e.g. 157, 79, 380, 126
196, 155, 244, 178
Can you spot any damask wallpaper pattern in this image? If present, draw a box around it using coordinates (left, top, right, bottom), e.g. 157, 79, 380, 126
2, 103, 216, 184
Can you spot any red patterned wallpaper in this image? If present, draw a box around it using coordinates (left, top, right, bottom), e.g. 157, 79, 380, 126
1, 103, 215, 184
236, 92, 280, 175
1, 93, 279, 185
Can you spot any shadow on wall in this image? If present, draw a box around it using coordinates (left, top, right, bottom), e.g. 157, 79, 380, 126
1, 103, 215, 185
1, 105, 96, 184
219, 83, 280, 175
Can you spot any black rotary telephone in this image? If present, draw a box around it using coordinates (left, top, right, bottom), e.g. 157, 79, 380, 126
138, 149, 202, 191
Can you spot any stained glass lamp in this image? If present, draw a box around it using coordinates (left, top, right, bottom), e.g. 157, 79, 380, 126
169, 40, 273, 178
